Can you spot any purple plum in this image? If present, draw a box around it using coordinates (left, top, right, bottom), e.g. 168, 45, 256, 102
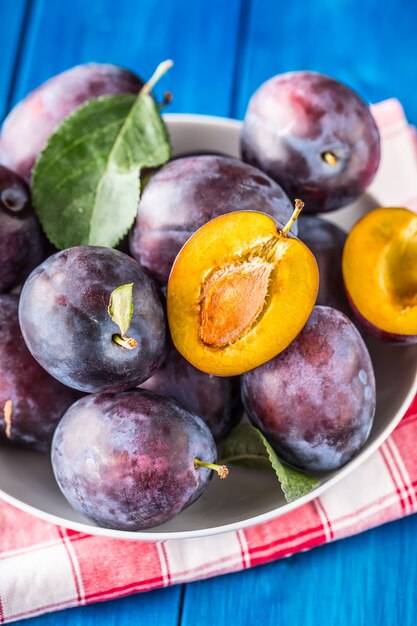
0, 64, 143, 181
0, 166, 44, 293
51, 390, 218, 530
129, 155, 296, 284
140, 345, 242, 441
0, 295, 81, 451
242, 306, 376, 471
241, 71, 380, 213
298, 215, 350, 315
19, 247, 167, 393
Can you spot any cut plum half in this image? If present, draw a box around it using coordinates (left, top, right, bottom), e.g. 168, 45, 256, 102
343, 207, 417, 343
167, 205, 319, 375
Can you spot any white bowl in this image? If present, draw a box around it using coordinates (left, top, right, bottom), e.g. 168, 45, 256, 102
1, 114, 417, 541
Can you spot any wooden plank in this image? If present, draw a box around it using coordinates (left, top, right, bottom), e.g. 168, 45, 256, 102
0, 0, 29, 120
233, 0, 417, 124
181, 513, 417, 626
9, 0, 243, 117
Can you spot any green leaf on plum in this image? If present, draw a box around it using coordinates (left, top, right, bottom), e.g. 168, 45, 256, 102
108, 283, 134, 339
32, 61, 172, 250
220, 423, 319, 503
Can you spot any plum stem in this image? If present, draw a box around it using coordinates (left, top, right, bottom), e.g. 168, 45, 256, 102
194, 458, 229, 479
158, 91, 173, 111
113, 335, 138, 350
141, 60, 173, 97
3, 400, 12, 439
322, 151, 338, 166
281, 199, 304, 237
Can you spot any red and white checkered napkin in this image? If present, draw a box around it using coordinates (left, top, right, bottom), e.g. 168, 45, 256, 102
1, 99, 417, 624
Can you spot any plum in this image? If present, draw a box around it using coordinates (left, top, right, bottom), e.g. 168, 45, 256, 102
241, 72, 380, 213
298, 215, 350, 314
19, 247, 167, 393
242, 306, 376, 471
0, 63, 143, 181
0, 295, 81, 451
129, 155, 296, 284
140, 345, 242, 441
0, 166, 44, 293
51, 390, 220, 530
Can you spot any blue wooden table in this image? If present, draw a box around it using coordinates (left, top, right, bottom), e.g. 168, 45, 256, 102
1, 0, 417, 624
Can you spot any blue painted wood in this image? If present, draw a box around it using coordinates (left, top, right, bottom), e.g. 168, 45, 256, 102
16, 585, 182, 626
181, 514, 417, 626
7, 0, 243, 117
233, 0, 417, 124
0, 0, 28, 120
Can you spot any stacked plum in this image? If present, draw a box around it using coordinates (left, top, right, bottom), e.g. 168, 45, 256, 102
0, 62, 394, 532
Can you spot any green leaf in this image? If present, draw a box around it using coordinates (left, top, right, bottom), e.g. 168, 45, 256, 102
108, 283, 134, 338
220, 424, 319, 503
32, 61, 172, 250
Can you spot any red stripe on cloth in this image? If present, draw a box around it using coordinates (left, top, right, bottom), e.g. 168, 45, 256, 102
57, 528, 85, 605
379, 445, 408, 514
314, 499, 334, 541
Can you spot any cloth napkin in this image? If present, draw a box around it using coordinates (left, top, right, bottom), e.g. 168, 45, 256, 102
1, 99, 417, 625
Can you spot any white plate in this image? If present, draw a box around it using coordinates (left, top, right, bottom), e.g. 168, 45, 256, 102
1, 114, 417, 541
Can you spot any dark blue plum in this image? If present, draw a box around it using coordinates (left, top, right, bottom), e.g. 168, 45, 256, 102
129, 155, 295, 284
0, 295, 82, 451
140, 344, 242, 442
0, 64, 143, 181
51, 390, 217, 530
241, 72, 380, 213
242, 306, 376, 471
0, 166, 44, 293
19, 247, 167, 393
298, 215, 350, 315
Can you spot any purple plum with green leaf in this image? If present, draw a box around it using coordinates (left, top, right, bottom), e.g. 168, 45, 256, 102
19, 247, 167, 393
0, 64, 143, 181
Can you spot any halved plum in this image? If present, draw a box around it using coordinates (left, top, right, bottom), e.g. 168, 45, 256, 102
167, 204, 318, 376
343, 207, 417, 342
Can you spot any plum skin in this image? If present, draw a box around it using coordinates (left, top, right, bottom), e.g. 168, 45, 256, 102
298, 215, 350, 315
241, 71, 380, 213
19, 247, 167, 393
129, 155, 296, 284
0, 295, 82, 451
0, 64, 143, 181
242, 306, 376, 471
140, 345, 242, 442
51, 390, 217, 530
0, 166, 44, 293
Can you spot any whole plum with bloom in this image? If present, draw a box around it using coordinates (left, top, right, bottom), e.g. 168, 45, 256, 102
140, 344, 242, 442
298, 215, 350, 315
242, 306, 376, 471
0, 64, 143, 181
19, 247, 167, 393
0, 166, 44, 293
51, 390, 217, 530
129, 155, 296, 284
241, 71, 380, 213
0, 295, 82, 451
